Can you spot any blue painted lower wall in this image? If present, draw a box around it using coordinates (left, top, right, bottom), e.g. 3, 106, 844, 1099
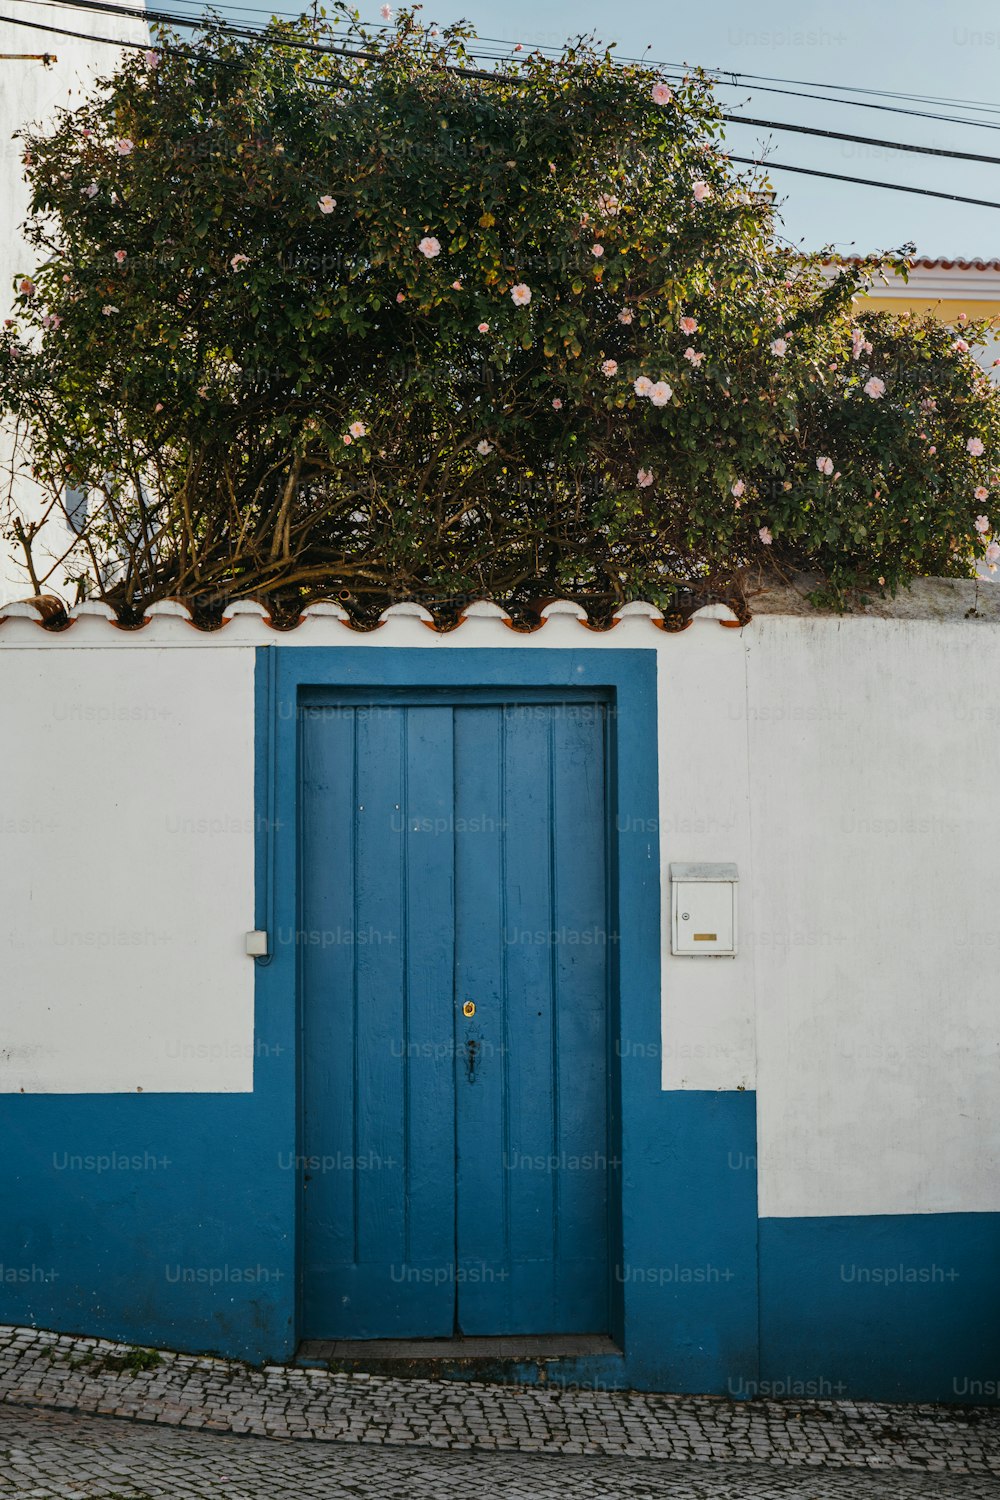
0, 1091, 296, 1366
1, 1087, 996, 1401
758, 1213, 1000, 1405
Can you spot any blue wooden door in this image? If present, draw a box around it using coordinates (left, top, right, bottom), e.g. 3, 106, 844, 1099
300, 694, 611, 1339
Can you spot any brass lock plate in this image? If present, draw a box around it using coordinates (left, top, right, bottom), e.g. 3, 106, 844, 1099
462, 1000, 476, 1018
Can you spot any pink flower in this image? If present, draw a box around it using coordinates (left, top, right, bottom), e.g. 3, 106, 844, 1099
451, 280, 462, 290
759, 526, 773, 545
476, 439, 493, 456
510, 283, 531, 306
318, 195, 337, 214
154, 402, 164, 413
144, 49, 160, 68
514, 42, 523, 51
975, 515, 991, 534
396, 292, 406, 303
816, 456, 834, 476
967, 436, 985, 456
953, 338, 970, 353
478, 321, 490, 333
596, 193, 620, 217
692, 181, 711, 203
863, 376, 885, 399
920, 397, 937, 413
770, 337, 787, 357
418, 236, 441, 258
116, 138, 133, 155
637, 468, 654, 487
552, 398, 563, 410
958, 311, 968, 324
618, 309, 633, 324
41, 313, 61, 330
591, 244, 604, 258
986, 542, 1000, 563
679, 316, 698, 335
684, 347, 704, 366
633, 376, 653, 397
82, 182, 99, 198
851, 328, 865, 361
928, 445, 937, 455
649, 380, 672, 406
342, 434, 353, 445
17, 278, 35, 297
601, 358, 618, 377
113, 249, 127, 264
230, 253, 250, 270
101, 305, 119, 316
731, 480, 745, 498
651, 82, 673, 106
380, 4, 392, 18
349, 421, 367, 439
975, 486, 989, 501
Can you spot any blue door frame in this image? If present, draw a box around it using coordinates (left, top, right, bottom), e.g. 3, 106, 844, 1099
256, 647, 662, 1366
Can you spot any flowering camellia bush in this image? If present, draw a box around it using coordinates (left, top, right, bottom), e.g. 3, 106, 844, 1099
2, 6, 1000, 621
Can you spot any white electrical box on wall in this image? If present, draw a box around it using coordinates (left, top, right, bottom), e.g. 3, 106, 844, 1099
670, 864, 738, 957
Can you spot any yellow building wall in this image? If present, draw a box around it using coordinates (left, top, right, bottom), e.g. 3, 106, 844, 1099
860, 296, 1000, 324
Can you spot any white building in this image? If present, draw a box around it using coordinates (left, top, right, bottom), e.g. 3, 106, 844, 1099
0, 1, 147, 604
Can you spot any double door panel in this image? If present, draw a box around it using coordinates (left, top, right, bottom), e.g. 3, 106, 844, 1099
300, 694, 612, 1338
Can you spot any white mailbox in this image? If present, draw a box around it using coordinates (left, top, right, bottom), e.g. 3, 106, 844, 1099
670, 864, 738, 957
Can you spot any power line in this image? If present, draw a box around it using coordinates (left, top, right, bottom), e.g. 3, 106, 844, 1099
10, 0, 1000, 133
11, 0, 1000, 141
685, 74, 1000, 132
13, 0, 1000, 135
657, 60, 1000, 117
4, 4, 1000, 207
724, 114, 1000, 167
730, 155, 1000, 209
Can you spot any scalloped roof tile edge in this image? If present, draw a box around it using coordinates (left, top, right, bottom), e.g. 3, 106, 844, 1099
0, 596, 743, 638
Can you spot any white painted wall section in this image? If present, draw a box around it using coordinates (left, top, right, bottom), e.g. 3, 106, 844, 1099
747, 616, 1000, 1218
658, 620, 755, 1090
0, 644, 255, 1092
0, 2, 148, 603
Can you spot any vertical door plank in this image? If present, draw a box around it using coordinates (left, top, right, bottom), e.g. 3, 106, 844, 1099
455, 699, 610, 1334
300, 703, 456, 1337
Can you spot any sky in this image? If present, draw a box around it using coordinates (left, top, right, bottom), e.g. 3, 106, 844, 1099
186, 0, 1000, 260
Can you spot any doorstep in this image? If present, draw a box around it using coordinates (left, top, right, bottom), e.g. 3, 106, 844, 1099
296, 1334, 621, 1379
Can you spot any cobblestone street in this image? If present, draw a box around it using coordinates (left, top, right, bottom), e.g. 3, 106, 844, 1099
4, 1404, 1000, 1500
0, 1327, 997, 1498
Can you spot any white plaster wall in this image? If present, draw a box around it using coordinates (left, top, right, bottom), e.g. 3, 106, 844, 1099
746, 616, 1000, 1218
0, 644, 255, 1092
657, 621, 755, 1090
